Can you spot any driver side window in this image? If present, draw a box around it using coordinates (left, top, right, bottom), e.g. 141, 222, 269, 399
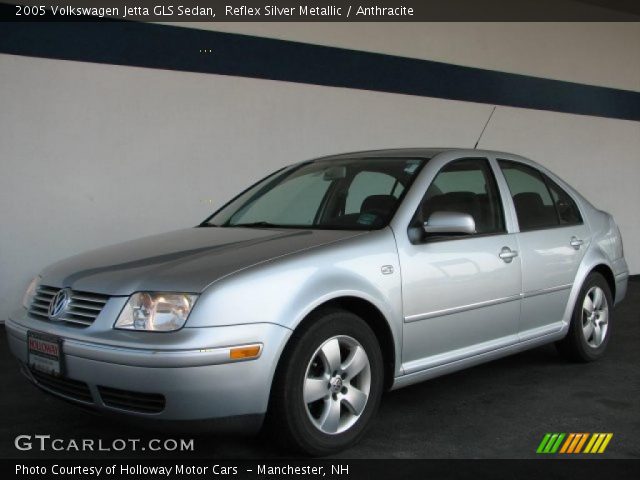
413, 158, 506, 240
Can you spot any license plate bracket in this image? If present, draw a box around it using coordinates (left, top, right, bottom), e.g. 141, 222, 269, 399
27, 331, 64, 377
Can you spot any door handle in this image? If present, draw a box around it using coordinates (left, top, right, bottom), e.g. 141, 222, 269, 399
499, 247, 518, 263
570, 237, 584, 249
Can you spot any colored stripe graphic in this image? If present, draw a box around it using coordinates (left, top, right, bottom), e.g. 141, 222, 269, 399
584, 433, 614, 454
536, 433, 552, 453
536, 433, 565, 454
597, 434, 613, 453
538, 433, 613, 454
559, 433, 575, 453
584, 434, 598, 453
549, 433, 565, 453
574, 433, 589, 453
544, 434, 559, 453
567, 433, 582, 453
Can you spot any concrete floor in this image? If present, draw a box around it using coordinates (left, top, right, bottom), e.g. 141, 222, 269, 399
1, 279, 638, 459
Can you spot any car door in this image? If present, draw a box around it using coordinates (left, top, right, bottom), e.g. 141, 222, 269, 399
397, 157, 522, 374
497, 160, 590, 340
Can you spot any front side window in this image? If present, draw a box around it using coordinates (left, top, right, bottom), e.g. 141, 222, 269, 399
498, 160, 560, 231
412, 158, 505, 238
345, 171, 404, 214
203, 157, 426, 230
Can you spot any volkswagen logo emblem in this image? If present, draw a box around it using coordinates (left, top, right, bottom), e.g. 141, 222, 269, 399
48, 288, 71, 320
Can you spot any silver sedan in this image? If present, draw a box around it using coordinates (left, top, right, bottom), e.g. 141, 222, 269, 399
6, 149, 629, 455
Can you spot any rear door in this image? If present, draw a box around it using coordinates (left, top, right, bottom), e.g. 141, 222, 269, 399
497, 160, 589, 340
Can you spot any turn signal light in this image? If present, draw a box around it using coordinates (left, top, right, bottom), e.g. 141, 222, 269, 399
229, 345, 261, 360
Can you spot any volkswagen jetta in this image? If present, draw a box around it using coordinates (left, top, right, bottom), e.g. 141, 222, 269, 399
6, 149, 629, 455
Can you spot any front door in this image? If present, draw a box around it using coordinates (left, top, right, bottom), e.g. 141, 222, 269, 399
398, 157, 522, 374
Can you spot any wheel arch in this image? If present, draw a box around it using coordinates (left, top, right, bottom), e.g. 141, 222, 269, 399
562, 249, 616, 331
276, 295, 397, 392
312, 296, 396, 391
590, 264, 616, 300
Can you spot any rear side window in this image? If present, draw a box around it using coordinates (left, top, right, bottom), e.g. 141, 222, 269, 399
544, 175, 583, 225
499, 160, 581, 231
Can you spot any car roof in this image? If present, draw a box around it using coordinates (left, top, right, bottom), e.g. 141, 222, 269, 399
309, 148, 530, 162
306, 148, 591, 212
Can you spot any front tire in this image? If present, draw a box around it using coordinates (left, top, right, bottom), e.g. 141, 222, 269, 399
556, 272, 613, 362
269, 308, 384, 456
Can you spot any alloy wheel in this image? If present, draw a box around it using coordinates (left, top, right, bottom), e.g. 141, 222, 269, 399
581, 286, 609, 348
303, 335, 371, 435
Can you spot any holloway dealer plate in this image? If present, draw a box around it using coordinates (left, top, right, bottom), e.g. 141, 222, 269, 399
27, 331, 63, 376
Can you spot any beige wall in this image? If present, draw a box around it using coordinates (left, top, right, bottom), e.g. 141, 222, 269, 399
0, 22, 638, 320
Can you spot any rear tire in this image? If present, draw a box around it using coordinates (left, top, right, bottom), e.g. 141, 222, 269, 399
268, 308, 383, 456
556, 272, 612, 362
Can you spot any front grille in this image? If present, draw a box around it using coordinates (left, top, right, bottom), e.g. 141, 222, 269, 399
30, 369, 93, 403
98, 386, 166, 414
29, 285, 109, 327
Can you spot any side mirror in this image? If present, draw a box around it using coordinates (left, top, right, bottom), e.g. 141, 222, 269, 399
423, 211, 476, 235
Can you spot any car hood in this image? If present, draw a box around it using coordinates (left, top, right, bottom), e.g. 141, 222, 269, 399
40, 227, 364, 295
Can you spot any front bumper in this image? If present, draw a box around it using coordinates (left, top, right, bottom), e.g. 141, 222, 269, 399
6, 310, 291, 427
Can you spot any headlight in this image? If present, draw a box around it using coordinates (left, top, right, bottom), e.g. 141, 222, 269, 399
114, 292, 198, 332
22, 276, 40, 309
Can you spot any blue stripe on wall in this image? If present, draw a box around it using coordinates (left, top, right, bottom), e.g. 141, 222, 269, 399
1, 20, 639, 121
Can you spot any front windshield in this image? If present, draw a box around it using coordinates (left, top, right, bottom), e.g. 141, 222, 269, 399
203, 157, 427, 230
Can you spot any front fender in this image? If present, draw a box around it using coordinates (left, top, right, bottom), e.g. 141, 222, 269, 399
186, 229, 403, 372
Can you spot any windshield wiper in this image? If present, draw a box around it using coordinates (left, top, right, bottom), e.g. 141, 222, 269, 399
228, 221, 281, 228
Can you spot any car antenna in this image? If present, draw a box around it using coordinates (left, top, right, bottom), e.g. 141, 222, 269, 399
474, 106, 497, 149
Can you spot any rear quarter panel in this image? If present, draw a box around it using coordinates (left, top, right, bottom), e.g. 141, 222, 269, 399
560, 202, 627, 330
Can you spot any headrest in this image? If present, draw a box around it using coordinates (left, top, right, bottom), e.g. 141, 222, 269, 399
361, 195, 397, 215
513, 192, 545, 211
424, 191, 479, 216
436, 192, 477, 205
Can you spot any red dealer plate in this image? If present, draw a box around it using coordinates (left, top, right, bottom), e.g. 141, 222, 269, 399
28, 331, 63, 376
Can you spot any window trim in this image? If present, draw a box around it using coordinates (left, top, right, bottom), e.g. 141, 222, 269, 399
408, 157, 508, 244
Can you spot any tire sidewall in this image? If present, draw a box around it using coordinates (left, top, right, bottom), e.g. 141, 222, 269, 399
279, 310, 384, 455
